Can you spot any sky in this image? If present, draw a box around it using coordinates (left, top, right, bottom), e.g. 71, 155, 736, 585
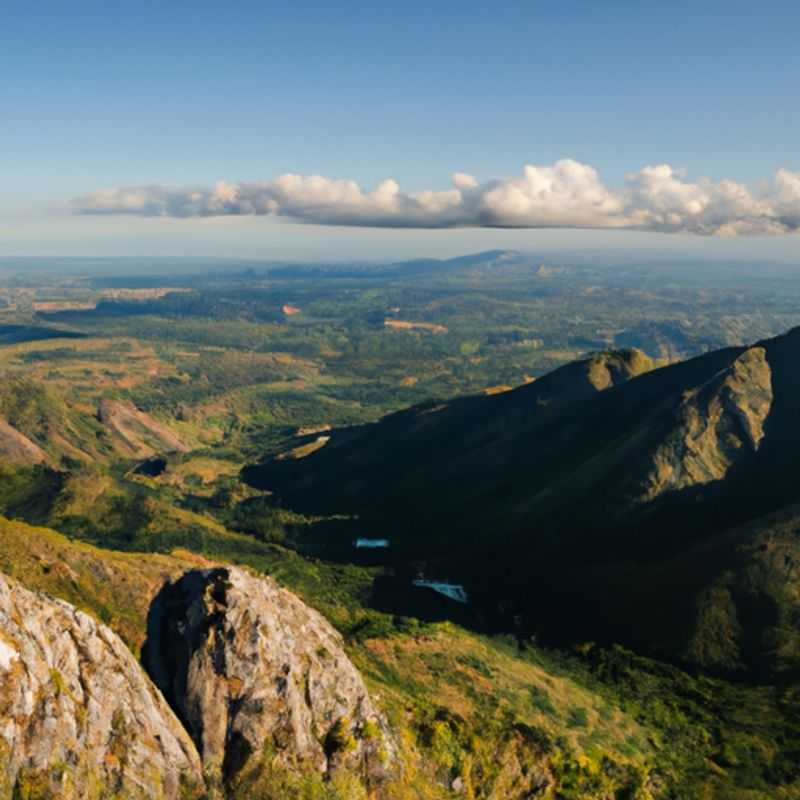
2, 0, 799, 261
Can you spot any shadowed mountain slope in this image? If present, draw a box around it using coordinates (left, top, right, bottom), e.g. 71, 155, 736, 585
243, 348, 656, 529
244, 328, 800, 678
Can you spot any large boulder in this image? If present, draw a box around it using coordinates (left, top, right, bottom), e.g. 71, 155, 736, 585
144, 567, 396, 788
0, 571, 204, 799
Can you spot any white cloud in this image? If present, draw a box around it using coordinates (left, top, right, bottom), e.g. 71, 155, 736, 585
452, 172, 478, 190
72, 160, 800, 235
476, 160, 625, 228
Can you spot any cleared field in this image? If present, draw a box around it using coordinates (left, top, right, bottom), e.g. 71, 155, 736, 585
385, 318, 448, 333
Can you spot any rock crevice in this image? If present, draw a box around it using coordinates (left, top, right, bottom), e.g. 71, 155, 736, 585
0, 563, 397, 797
143, 566, 396, 786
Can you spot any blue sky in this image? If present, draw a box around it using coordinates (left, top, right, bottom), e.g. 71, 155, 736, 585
2, 0, 799, 260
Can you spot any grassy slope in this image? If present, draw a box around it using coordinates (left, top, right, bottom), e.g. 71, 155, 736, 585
0, 516, 207, 652
0, 516, 649, 798
1, 516, 798, 798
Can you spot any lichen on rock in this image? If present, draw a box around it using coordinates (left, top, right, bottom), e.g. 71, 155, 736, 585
143, 566, 396, 790
0, 571, 204, 800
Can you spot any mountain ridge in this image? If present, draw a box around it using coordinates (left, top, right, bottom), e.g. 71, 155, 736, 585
243, 326, 800, 678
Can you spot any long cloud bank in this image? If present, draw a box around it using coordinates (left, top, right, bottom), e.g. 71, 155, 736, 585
73, 160, 800, 235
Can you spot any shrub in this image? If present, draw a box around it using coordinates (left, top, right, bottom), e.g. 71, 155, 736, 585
325, 717, 357, 757
567, 706, 589, 729
528, 684, 557, 716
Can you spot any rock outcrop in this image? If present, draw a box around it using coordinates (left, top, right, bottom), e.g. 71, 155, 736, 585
584, 348, 654, 392
0, 571, 204, 800
144, 567, 396, 788
642, 346, 773, 501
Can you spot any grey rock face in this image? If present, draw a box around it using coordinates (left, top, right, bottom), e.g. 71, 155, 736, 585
643, 346, 773, 501
0, 571, 204, 799
144, 567, 395, 786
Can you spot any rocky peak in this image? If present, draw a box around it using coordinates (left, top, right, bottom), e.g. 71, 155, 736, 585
585, 348, 654, 391
0, 571, 204, 799
144, 566, 396, 789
